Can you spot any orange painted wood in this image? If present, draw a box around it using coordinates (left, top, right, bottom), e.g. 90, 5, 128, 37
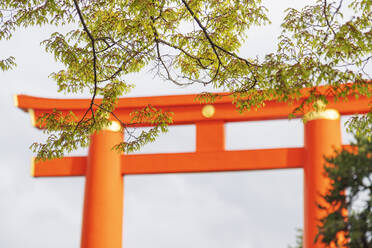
196, 121, 225, 152
32, 147, 305, 177
16, 85, 371, 127
121, 148, 304, 174
15, 83, 371, 111
304, 119, 343, 248
81, 130, 123, 248
31, 144, 355, 177
32, 156, 86, 177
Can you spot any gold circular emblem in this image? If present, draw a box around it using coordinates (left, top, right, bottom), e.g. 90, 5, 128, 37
202, 104, 215, 118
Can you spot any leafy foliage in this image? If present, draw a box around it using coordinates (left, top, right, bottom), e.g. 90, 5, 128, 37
317, 135, 372, 248
113, 105, 173, 153
0, 56, 16, 71
347, 111, 372, 142
0, 0, 371, 158
288, 228, 303, 248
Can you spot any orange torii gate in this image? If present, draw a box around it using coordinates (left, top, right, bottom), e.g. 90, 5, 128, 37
15, 87, 370, 248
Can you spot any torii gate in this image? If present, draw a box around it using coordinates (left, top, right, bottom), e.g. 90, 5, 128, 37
15, 86, 370, 248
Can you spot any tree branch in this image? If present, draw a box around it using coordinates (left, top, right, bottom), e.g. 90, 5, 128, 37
180, 0, 256, 68
72, 0, 98, 131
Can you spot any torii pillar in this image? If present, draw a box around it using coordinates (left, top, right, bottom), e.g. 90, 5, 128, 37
303, 109, 342, 247
81, 123, 124, 248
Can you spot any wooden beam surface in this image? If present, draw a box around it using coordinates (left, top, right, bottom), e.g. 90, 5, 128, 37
16, 92, 371, 127
31, 145, 355, 177
32, 156, 86, 177
121, 148, 304, 174
32, 147, 304, 177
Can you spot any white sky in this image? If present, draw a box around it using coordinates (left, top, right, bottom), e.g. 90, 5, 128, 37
0, 1, 357, 247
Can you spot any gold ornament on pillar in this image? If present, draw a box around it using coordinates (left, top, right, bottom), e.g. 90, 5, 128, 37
102, 121, 122, 132
303, 100, 340, 123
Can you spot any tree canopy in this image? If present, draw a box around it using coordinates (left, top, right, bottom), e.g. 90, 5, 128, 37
0, 0, 371, 159
317, 135, 372, 248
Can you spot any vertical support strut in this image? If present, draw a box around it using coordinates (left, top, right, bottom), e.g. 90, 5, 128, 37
81, 122, 123, 248
303, 109, 341, 248
196, 120, 225, 152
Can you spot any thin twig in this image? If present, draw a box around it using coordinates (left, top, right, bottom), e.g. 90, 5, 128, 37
323, 0, 336, 36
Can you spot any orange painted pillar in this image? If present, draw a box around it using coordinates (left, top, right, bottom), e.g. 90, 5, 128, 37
303, 109, 341, 248
81, 122, 123, 248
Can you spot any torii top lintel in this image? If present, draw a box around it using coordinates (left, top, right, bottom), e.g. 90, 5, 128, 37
15, 85, 370, 177
15, 85, 370, 127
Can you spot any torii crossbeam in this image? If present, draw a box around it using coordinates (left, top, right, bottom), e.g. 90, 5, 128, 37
15, 87, 370, 248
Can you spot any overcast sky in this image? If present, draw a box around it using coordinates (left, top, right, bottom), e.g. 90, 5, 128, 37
0, 1, 357, 247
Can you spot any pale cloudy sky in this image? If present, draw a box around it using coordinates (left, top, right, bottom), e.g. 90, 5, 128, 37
0, 1, 356, 247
